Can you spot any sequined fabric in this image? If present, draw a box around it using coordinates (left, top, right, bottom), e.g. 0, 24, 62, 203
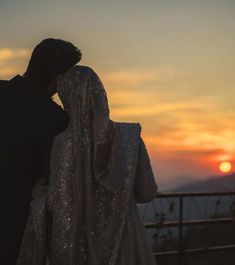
17, 183, 48, 265
49, 131, 74, 265
17, 66, 157, 265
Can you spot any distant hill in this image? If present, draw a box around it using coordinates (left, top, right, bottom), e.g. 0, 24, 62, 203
173, 172, 235, 192
138, 172, 235, 224
139, 173, 235, 251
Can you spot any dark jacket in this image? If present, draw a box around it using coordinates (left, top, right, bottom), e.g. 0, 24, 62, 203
0, 75, 69, 191
0, 75, 68, 264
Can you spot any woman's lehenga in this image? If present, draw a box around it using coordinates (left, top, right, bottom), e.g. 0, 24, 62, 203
17, 66, 158, 265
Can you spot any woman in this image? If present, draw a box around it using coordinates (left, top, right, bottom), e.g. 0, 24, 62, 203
17, 65, 157, 265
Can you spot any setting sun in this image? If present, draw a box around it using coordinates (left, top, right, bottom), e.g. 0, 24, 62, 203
219, 162, 232, 173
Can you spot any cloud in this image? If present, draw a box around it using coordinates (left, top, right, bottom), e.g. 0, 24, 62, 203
108, 89, 216, 122
111, 101, 211, 117
103, 74, 235, 166
0, 66, 24, 77
143, 122, 235, 159
0, 48, 30, 79
106, 82, 235, 163
0, 49, 29, 61
103, 67, 187, 87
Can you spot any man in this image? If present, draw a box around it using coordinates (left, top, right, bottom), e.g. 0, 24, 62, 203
0, 38, 81, 265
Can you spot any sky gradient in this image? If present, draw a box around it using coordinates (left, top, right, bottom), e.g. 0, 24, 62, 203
0, 0, 235, 189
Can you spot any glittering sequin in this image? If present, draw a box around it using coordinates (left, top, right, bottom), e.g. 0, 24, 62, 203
17, 66, 157, 265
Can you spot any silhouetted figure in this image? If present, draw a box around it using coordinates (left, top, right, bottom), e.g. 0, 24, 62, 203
0, 38, 81, 265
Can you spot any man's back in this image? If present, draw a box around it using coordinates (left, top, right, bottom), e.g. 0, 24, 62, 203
0, 75, 69, 264
0, 75, 68, 186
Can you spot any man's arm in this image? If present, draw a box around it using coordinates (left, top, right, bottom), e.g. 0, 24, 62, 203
134, 138, 158, 203
0, 80, 8, 95
39, 108, 69, 184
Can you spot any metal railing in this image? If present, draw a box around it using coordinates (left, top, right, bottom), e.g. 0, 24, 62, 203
144, 191, 235, 265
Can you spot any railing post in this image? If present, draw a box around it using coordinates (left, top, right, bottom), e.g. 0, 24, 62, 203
178, 196, 183, 265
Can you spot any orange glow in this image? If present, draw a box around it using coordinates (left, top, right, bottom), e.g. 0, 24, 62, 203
219, 162, 232, 173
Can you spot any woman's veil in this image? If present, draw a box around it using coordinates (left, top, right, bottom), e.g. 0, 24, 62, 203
58, 65, 141, 265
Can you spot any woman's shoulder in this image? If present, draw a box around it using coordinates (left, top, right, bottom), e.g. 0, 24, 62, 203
114, 121, 142, 132
69, 65, 96, 77
113, 122, 142, 142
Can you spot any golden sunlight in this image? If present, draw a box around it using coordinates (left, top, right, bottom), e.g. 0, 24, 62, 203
219, 162, 232, 173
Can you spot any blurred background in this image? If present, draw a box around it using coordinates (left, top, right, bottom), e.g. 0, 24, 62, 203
1, 0, 235, 190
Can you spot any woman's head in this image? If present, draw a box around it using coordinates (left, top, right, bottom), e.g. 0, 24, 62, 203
58, 65, 110, 144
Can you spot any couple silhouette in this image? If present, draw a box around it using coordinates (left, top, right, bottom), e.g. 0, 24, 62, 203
0, 38, 157, 265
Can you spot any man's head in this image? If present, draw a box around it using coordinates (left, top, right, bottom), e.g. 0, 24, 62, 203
24, 38, 82, 96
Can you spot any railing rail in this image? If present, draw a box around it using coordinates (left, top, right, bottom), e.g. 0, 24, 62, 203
154, 244, 235, 257
144, 191, 235, 265
145, 217, 235, 228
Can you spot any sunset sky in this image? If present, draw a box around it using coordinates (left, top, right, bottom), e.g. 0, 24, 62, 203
0, 0, 235, 189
